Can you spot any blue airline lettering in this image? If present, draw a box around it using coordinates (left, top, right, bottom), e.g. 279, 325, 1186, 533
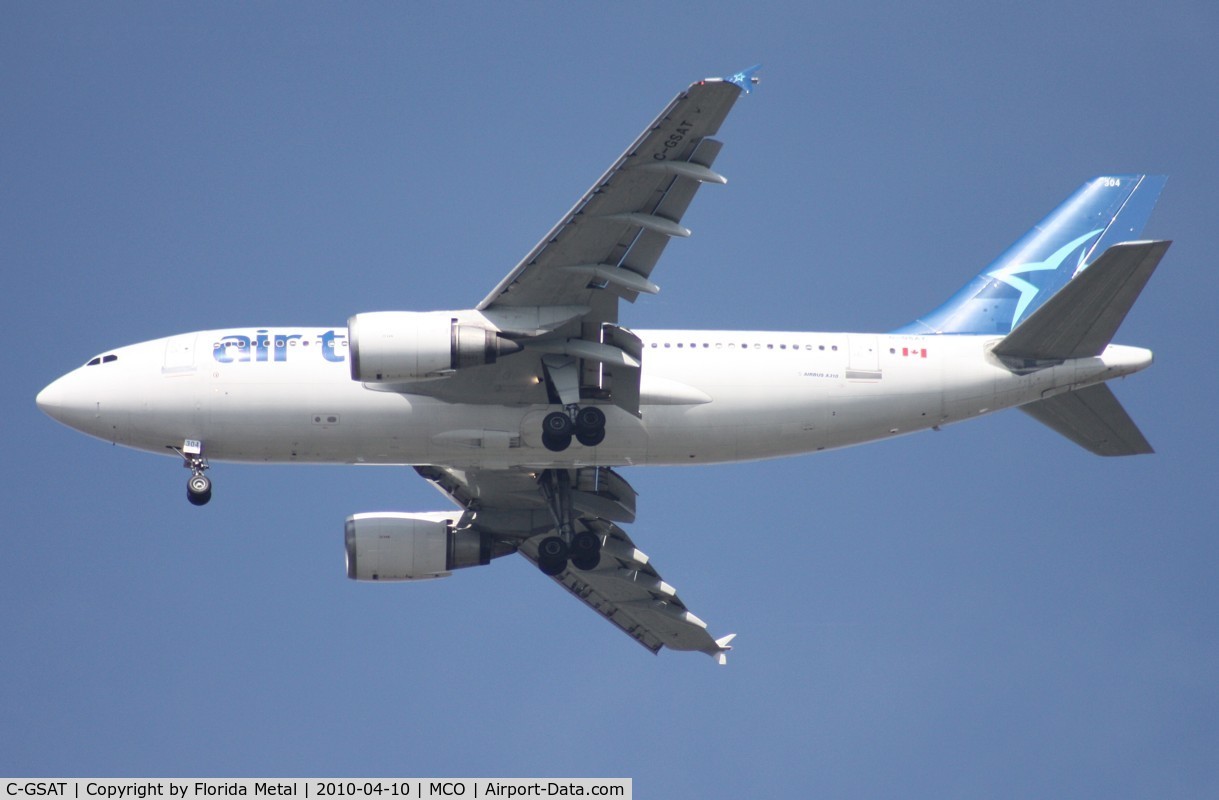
213, 329, 346, 364
319, 329, 345, 363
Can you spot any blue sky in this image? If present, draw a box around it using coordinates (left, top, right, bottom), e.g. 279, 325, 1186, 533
4, 2, 1217, 796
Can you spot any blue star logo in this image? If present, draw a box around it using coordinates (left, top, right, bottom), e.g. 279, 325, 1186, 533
987, 229, 1101, 327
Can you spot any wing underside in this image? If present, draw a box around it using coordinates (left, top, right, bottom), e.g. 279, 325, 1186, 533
416, 465, 734, 661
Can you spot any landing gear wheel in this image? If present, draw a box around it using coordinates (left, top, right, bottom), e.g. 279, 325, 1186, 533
574, 405, 606, 447
537, 536, 569, 576
575, 406, 606, 433
543, 411, 574, 437
569, 530, 602, 571
576, 428, 605, 448
542, 432, 572, 452
187, 474, 212, 506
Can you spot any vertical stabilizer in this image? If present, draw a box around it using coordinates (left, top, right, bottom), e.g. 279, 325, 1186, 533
895, 175, 1166, 336
1020, 384, 1153, 456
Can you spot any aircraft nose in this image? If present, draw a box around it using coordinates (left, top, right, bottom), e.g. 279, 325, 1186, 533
36, 371, 90, 427
36, 376, 65, 417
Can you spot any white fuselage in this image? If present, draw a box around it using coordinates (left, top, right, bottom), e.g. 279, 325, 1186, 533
36, 326, 1153, 469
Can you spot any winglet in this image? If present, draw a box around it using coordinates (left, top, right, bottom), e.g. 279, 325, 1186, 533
713, 633, 738, 665
724, 65, 761, 93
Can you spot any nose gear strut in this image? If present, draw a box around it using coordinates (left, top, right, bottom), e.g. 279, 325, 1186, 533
170, 439, 212, 506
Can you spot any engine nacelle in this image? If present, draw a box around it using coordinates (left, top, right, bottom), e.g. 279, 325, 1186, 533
344, 512, 492, 581
347, 311, 521, 382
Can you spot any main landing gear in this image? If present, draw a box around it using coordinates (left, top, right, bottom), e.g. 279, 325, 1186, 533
172, 439, 212, 506
535, 470, 602, 576
541, 405, 606, 452
539, 353, 608, 452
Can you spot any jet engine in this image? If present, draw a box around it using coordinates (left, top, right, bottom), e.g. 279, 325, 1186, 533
347, 311, 521, 382
344, 512, 494, 581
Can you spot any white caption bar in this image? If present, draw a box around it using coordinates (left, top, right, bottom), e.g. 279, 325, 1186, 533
1, 781, 630, 800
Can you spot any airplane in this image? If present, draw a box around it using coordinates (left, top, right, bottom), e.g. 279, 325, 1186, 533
36, 67, 1170, 663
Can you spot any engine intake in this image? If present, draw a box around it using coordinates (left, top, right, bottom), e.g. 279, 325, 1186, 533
344, 512, 493, 581
347, 311, 521, 382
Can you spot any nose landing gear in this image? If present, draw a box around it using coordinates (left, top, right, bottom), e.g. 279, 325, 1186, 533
172, 439, 212, 506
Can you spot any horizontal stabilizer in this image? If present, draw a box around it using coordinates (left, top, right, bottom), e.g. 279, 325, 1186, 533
994, 241, 1170, 361
1020, 384, 1153, 456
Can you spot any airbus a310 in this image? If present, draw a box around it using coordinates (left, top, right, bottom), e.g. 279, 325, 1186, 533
37, 68, 1170, 661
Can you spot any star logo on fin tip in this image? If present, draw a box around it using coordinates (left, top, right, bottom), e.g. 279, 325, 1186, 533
725, 65, 761, 93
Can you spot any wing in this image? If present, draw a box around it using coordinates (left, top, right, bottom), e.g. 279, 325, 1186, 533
404, 68, 757, 413
479, 69, 755, 315
415, 465, 736, 663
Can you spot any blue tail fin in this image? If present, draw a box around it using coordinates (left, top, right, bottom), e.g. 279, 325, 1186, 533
895, 175, 1167, 335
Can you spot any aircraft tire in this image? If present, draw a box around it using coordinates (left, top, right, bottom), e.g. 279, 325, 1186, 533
576, 428, 605, 447
187, 474, 212, 506
537, 536, 569, 576
543, 411, 574, 437
570, 552, 600, 571
542, 432, 572, 452
575, 406, 606, 433
569, 530, 601, 571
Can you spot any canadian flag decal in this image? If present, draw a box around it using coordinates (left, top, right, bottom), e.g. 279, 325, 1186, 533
901, 347, 928, 358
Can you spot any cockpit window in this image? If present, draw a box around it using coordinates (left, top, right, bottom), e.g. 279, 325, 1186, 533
85, 354, 118, 366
